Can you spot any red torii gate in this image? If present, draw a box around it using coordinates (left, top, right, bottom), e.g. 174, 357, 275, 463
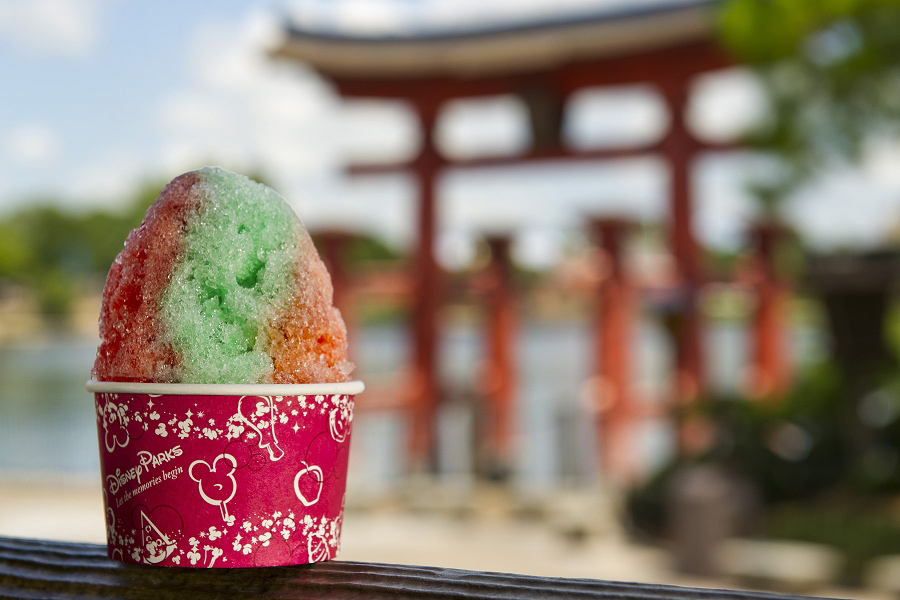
274, 1, 754, 474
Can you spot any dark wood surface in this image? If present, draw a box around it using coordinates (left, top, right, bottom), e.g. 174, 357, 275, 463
0, 535, 837, 599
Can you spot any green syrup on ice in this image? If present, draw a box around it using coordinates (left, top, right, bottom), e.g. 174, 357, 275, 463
159, 167, 298, 383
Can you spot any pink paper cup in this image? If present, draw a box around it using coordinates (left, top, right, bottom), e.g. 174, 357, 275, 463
85, 380, 363, 568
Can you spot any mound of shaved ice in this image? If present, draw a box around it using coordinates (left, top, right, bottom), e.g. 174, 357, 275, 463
92, 166, 353, 384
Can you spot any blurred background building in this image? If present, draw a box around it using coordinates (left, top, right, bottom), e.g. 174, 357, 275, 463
3, 0, 900, 597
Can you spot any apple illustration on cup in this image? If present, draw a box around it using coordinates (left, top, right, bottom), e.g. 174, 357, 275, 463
294, 462, 323, 507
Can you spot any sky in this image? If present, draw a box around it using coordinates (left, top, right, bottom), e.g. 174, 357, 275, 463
1, 0, 899, 266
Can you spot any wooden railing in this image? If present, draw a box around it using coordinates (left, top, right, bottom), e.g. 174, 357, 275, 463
0, 536, 836, 599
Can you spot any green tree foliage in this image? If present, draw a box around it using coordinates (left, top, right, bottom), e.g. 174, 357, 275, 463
719, 0, 900, 199
344, 235, 401, 266
0, 221, 32, 279
0, 177, 400, 320
0, 181, 164, 318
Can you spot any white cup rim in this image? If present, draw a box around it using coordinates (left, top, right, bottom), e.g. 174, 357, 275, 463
86, 379, 364, 396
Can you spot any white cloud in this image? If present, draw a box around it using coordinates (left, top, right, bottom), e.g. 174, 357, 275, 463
691, 151, 900, 251
154, 7, 428, 243
66, 149, 143, 209
784, 166, 900, 250
513, 227, 565, 270
566, 85, 668, 149
441, 156, 667, 236
437, 95, 531, 159
154, 3, 684, 245
301, 174, 415, 243
0, 0, 107, 57
688, 68, 768, 142
338, 100, 419, 164
693, 152, 765, 250
4, 124, 60, 165
158, 10, 342, 182
287, 0, 694, 34
863, 135, 900, 186
26, 0, 884, 253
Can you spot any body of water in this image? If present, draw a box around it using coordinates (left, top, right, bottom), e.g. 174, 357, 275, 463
0, 318, 825, 493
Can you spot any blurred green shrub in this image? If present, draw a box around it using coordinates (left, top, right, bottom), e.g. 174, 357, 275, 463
627, 361, 845, 538
0, 180, 402, 321
0, 183, 160, 318
628, 359, 900, 584
767, 505, 900, 585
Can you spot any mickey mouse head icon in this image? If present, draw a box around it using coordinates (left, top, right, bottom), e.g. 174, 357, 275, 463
189, 453, 237, 523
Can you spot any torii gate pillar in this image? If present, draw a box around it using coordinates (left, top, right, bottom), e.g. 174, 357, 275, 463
660, 80, 705, 409
408, 102, 443, 473
482, 234, 517, 480
590, 217, 636, 483
748, 221, 791, 399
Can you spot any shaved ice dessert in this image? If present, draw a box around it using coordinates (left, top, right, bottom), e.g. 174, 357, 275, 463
88, 167, 361, 568
92, 166, 352, 384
